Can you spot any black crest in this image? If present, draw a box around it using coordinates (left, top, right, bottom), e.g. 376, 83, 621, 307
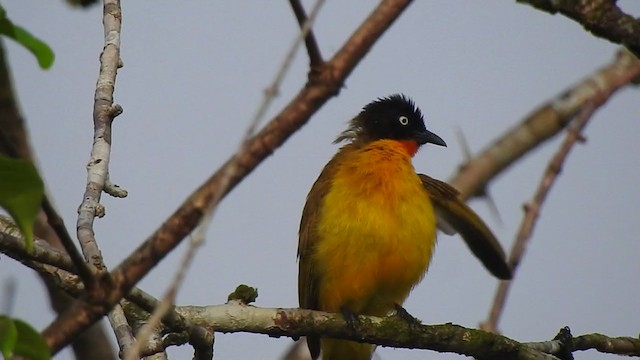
336, 94, 446, 147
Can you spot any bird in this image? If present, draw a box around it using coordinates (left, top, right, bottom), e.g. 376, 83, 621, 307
297, 94, 512, 360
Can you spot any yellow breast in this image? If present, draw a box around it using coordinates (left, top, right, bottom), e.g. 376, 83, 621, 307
313, 139, 437, 315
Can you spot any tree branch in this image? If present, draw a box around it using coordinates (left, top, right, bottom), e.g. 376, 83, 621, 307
75, 0, 123, 280
517, 0, 640, 57
481, 99, 599, 333
289, 0, 324, 68
4, 229, 637, 358
177, 303, 640, 358
449, 48, 640, 199
107, 304, 137, 357
573, 333, 640, 356
177, 302, 557, 360
0, 222, 76, 273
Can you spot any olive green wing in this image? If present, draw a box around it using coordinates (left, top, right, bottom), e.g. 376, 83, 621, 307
298, 155, 343, 359
419, 174, 512, 280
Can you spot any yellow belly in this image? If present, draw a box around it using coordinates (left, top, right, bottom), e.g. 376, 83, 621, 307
313, 140, 437, 316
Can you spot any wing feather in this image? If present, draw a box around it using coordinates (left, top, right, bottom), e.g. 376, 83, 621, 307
419, 174, 512, 280
298, 151, 347, 359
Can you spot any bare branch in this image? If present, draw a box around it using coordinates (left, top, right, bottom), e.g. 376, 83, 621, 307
481, 101, 598, 333
246, 0, 326, 139
289, 0, 324, 67
449, 48, 640, 199
108, 304, 137, 357
0, 217, 77, 273
573, 333, 640, 356
75, 0, 123, 280
525, 327, 640, 358
123, 234, 210, 360
0, 226, 202, 336
1, 216, 215, 357
1, 277, 16, 315
177, 302, 560, 360
40, 197, 95, 286
518, 0, 640, 57
479, 49, 640, 332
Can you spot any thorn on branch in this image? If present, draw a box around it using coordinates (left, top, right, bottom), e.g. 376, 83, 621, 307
109, 103, 123, 118
454, 127, 503, 223
95, 203, 106, 218
264, 86, 279, 98
105, 179, 128, 198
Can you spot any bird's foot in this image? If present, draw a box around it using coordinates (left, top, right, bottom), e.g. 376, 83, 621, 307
340, 306, 360, 329
393, 303, 422, 330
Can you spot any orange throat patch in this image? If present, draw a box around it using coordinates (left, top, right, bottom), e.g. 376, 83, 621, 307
398, 140, 420, 157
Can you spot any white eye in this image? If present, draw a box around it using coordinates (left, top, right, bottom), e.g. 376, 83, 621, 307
398, 116, 409, 125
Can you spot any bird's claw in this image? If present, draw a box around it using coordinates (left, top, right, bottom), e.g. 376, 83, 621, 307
340, 306, 360, 329
394, 303, 422, 330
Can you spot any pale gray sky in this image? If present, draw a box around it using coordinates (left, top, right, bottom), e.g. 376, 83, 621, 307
2, 1, 639, 359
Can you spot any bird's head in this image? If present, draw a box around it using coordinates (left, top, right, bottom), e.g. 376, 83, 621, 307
335, 94, 447, 153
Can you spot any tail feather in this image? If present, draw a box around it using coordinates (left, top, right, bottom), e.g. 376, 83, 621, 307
321, 338, 374, 360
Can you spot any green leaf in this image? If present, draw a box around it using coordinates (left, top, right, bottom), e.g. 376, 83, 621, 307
0, 6, 54, 69
0, 316, 18, 359
0, 155, 44, 250
12, 319, 50, 360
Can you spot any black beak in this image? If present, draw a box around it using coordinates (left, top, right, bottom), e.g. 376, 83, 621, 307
415, 129, 446, 147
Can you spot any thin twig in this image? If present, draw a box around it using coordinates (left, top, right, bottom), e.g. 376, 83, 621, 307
1, 277, 16, 315
75, 0, 122, 278
0, 219, 78, 273
0, 225, 195, 334
0, 228, 204, 346
480, 70, 623, 331
0, 226, 212, 357
108, 304, 137, 357
454, 127, 503, 224
289, 0, 323, 68
123, 234, 209, 360
40, 197, 94, 286
479, 50, 640, 332
245, 0, 326, 139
